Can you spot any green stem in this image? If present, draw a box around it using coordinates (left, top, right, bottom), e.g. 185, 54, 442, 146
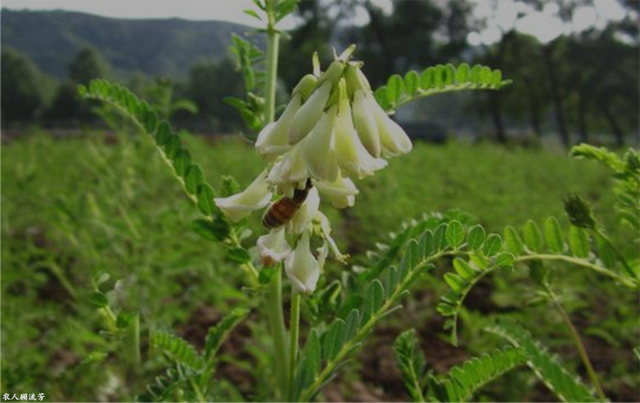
189, 377, 207, 403
264, 0, 280, 123
517, 254, 637, 288
48, 262, 78, 300
265, 266, 290, 400
544, 285, 607, 400
262, 2, 287, 399
288, 292, 301, 400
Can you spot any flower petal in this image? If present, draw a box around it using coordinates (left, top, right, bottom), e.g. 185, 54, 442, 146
255, 93, 302, 160
298, 106, 339, 182
335, 97, 387, 178
352, 89, 381, 157
315, 172, 359, 209
369, 93, 412, 156
288, 81, 333, 144
257, 227, 291, 266
214, 169, 272, 222
285, 231, 320, 294
287, 187, 320, 234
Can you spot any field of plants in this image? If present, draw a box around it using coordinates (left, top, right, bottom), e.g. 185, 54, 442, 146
2, 129, 638, 402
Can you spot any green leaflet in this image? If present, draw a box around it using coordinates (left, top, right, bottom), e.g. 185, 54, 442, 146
486, 320, 598, 402
394, 329, 426, 402
150, 330, 205, 370
569, 226, 590, 258
204, 308, 250, 359
544, 217, 565, 253
78, 79, 230, 227
375, 63, 511, 112
433, 346, 526, 402
445, 220, 465, 249
523, 220, 544, 252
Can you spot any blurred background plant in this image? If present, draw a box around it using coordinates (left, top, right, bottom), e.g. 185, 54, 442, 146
1, 0, 639, 402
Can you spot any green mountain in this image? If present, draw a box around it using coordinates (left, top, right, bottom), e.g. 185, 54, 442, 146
1, 9, 256, 79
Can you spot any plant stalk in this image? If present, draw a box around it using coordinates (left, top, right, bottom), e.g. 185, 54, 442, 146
288, 291, 301, 400
264, 0, 280, 123
545, 285, 606, 400
263, 2, 288, 399
265, 267, 290, 400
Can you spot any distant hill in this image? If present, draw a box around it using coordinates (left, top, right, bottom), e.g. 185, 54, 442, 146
1, 9, 257, 79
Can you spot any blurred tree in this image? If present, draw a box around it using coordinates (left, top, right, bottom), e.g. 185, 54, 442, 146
184, 58, 244, 133
279, 0, 354, 89
343, 0, 472, 87
1, 48, 47, 125
145, 78, 198, 121
46, 47, 109, 125
69, 47, 108, 86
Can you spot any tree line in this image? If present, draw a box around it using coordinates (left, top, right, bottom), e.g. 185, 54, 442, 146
2, 0, 638, 146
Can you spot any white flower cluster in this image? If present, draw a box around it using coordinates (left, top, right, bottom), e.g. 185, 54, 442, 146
215, 49, 412, 294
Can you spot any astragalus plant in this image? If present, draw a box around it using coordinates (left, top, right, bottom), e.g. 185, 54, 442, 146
78, 0, 638, 402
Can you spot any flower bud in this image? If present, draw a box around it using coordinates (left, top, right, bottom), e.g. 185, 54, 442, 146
298, 105, 339, 182
285, 231, 320, 294
288, 81, 333, 144
287, 187, 320, 234
214, 169, 272, 222
335, 97, 387, 178
369, 93, 412, 156
564, 194, 597, 229
315, 172, 359, 209
257, 227, 291, 266
319, 60, 347, 87
293, 74, 319, 102
352, 89, 381, 157
344, 65, 371, 96
255, 93, 302, 160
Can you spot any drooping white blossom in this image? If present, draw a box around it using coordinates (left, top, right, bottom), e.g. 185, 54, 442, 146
285, 231, 320, 294
315, 172, 359, 209
214, 169, 272, 222
257, 227, 291, 266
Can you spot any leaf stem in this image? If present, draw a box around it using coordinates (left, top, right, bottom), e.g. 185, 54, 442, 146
544, 285, 607, 400
517, 254, 637, 288
288, 291, 301, 401
265, 266, 290, 400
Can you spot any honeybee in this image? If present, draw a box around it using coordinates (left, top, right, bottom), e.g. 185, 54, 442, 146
263, 179, 312, 229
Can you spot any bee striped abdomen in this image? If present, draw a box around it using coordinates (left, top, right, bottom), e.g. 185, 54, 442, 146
263, 198, 300, 229
262, 180, 312, 229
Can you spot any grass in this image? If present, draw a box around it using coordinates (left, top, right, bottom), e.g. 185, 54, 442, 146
1, 130, 636, 402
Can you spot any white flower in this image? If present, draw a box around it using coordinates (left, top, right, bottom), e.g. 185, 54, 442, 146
285, 231, 320, 294
267, 148, 309, 197
368, 92, 412, 156
287, 187, 320, 234
255, 93, 302, 160
335, 97, 387, 179
315, 172, 359, 209
257, 227, 291, 266
214, 169, 272, 222
288, 81, 333, 144
352, 89, 381, 158
297, 105, 339, 183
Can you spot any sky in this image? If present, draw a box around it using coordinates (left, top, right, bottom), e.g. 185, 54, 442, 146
2, 0, 632, 44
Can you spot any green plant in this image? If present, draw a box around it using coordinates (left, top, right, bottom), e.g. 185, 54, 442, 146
70, 1, 638, 402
